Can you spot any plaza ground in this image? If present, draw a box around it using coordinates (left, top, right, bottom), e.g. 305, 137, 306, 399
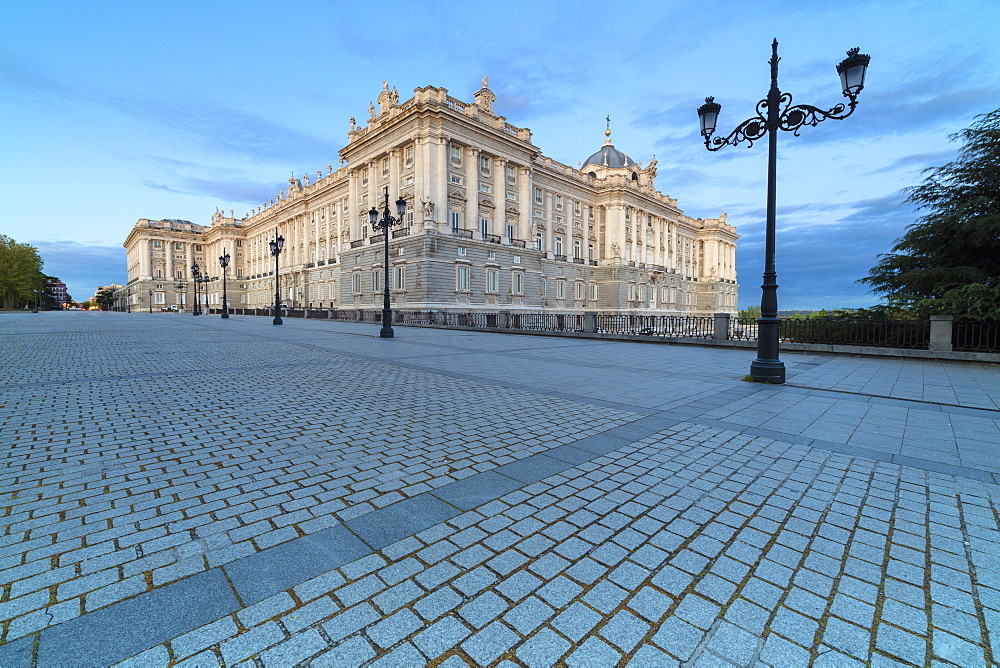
1, 311, 998, 666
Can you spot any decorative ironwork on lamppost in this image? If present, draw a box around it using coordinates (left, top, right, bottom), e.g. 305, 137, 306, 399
148, 290, 153, 313
175, 282, 185, 312
197, 274, 210, 313
191, 264, 202, 315
219, 249, 231, 319
698, 40, 869, 384
268, 229, 285, 326
368, 186, 407, 338
32, 289, 39, 313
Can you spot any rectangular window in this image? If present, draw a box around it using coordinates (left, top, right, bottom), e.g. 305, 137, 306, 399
155, 269, 163, 278
195, 244, 203, 251
513, 254, 521, 264
536, 233, 543, 251
591, 283, 599, 300
362, 168, 369, 184
382, 157, 389, 175
451, 212, 460, 231
236, 269, 243, 278
506, 191, 516, 200
372, 270, 381, 292
352, 273, 361, 294
450, 174, 463, 185
575, 282, 584, 300
647, 287, 654, 302
236, 240, 242, 247
405, 145, 414, 165
155, 292, 165, 304
534, 187, 542, 203
513, 272, 523, 294
487, 250, 495, 260
506, 165, 515, 182
457, 266, 469, 291
555, 195, 563, 209
174, 242, 182, 250
574, 201, 581, 214
487, 269, 497, 292
479, 184, 491, 193
153, 240, 162, 248
480, 218, 489, 236
588, 244, 595, 262
506, 224, 514, 239
573, 240, 581, 258
556, 281, 565, 299
480, 155, 490, 173
458, 246, 467, 256
450, 146, 462, 164
394, 266, 405, 290
555, 237, 564, 256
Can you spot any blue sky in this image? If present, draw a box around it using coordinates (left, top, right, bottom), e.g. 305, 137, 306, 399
1, 0, 997, 308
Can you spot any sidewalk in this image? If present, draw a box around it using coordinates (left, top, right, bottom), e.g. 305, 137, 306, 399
1, 312, 997, 666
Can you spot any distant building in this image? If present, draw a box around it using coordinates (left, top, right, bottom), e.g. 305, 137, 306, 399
47, 279, 67, 307
124, 80, 738, 314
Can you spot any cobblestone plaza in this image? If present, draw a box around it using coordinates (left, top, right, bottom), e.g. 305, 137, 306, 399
1, 312, 998, 666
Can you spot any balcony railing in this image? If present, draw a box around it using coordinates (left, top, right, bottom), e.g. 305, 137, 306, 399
484, 234, 501, 244
554, 254, 567, 262
452, 229, 473, 239
370, 234, 384, 244
573, 257, 585, 264
392, 228, 410, 238
350, 240, 364, 248
508, 238, 526, 248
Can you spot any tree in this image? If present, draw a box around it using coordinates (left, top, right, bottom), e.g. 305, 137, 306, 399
95, 289, 115, 311
0, 235, 44, 309
859, 108, 1000, 319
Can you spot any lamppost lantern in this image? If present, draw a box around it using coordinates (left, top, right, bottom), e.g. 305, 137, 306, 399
148, 289, 153, 314
270, 230, 284, 325
219, 249, 231, 319
371, 185, 406, 338
698, 40, 870, 384
837, 47, 871, 100
697, 97, 721, 138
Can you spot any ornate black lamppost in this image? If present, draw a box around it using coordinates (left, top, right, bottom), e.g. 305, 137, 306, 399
148, 290, 153, 313
32, 289, 39, 313
219, 249, 231, 319
197, 274, 210, 313
698, 40, 869, 384
368, 186, 407, 338
174, 282, 185, 312
191, 264, 202, 315
269, 229, 285, 325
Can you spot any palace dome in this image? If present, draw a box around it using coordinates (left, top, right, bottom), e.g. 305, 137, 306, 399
582, 140, 636, 170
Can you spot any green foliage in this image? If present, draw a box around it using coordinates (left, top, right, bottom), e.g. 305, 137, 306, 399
95, 289, 115, 310
859, 107, 1000, 319
738, 305, 761, 319
0, 235, 44, 309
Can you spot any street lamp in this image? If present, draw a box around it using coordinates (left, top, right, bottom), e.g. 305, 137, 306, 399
197, 274, 210, 313
148, 290, 153, 313
698, 40, 869, 384
269, 229, 285, 325
219, 249, 231, 319
191, 264, 202, 315
32, 289, 39, 313
368, 186, 407, 338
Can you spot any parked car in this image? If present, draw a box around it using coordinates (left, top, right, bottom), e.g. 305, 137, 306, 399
161, 305, 178, 312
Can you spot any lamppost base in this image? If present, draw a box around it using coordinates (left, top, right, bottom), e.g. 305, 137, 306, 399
273, 318, 283, 326
750, 359, 786, 384
221, 313, 229, 319
379, 327, 394, 338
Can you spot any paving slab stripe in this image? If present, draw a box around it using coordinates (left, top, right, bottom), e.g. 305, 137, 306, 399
782, 382, 999, 414
33, 568, 239, 668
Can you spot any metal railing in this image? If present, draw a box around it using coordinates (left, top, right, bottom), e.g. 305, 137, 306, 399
778, 318, 929, 349
511, 313, 584, 332
596, 314, 713, 338
730, 317, 759, 341
953, 320, 1000, 352
452, 229, 473, 239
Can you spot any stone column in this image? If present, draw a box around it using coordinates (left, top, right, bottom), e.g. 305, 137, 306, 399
465, 147, 479, 235
545, 193, 555, 257
165, 243, 174, 282
582, 204, 590, 263
518, 166, 531, 243
435, 139, 448, 233
349, 172, 360, 241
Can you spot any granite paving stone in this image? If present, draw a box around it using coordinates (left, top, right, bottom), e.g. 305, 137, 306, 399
1, 314, 997, 667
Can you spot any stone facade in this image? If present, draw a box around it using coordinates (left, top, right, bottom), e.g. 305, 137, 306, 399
124, 80, 738, 314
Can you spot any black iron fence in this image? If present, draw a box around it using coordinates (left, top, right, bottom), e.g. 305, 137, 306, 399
596, 314, 713, 338
777, 318, 930, 349
953, 320, 1000, 353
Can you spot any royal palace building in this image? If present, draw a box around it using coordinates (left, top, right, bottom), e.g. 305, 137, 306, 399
124, 79, 738, 314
